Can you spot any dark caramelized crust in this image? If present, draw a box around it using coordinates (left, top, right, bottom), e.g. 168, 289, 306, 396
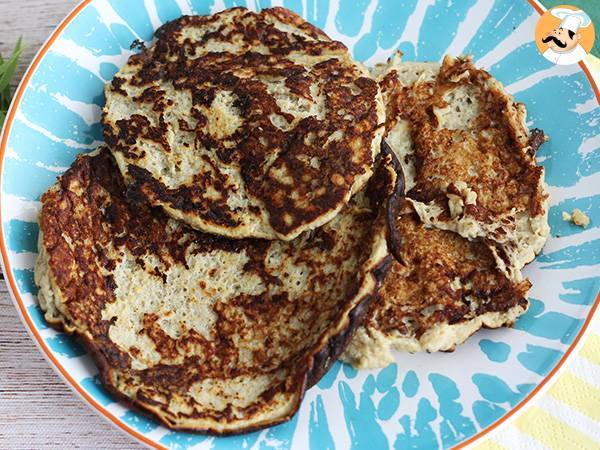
382, 55, 547, 218
37, 148, 395, 433
103, 7, 383, 240
367, 210, 530, 341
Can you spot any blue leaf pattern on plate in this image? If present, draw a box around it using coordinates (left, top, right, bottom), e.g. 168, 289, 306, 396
429, 374, 476, 447
309, 395, 335, 450
395, 398, 438, 449
402, 370, 419, 397
479, 339, 511, 363
515, 298, 582, 344
46, 333, 86, 358
517, 344, 563, 376
339, 377, 389, 449
121, 411, 159, 433
27, 304, 48, 330
80, 375, 115, 407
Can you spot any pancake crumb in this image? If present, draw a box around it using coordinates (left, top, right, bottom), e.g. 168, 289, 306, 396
564, 208, 590, 227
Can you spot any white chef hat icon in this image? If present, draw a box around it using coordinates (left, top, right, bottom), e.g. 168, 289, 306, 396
551, 7, 592, 33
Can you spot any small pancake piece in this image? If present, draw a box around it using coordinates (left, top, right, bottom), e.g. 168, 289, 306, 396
35, 147, 397, 433
342, 205, 530, 369
103, 7, 385, 240
374, 54, 549, 281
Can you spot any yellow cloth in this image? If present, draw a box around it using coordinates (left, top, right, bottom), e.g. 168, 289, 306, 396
586, 54, 600, 87
474, 320, 600, 449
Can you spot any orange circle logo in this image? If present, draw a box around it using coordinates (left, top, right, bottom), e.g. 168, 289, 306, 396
535, 5, 595, 65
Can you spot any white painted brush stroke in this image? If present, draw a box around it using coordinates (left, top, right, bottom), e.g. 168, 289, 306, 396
578, 134, 600, 156
51, 38, 132, 79
5, 146, 19, 159
540, 227, 600, 256
34, 161, 68, 173
93, 0, 144, 40
174, 0, 193, 15
394, 0, 435, 55
476, 13, 537, 68
6, 251, 37, 270
444, 0, 494, 59
146, 0, 163, 30
1, 195, 41, 222
506, 64, 581, 95
51, 93, 102, 127
15, 110, 99, 150
547, 172, 600, 204
571, 97, 598, 115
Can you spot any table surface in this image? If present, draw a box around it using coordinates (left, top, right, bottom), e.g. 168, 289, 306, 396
0, 1, 143, 447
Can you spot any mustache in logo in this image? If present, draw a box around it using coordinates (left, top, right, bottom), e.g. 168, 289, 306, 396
542, 35, 567, 48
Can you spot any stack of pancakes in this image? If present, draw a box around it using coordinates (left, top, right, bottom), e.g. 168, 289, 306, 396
34, 7, 549, 434
342, 54, 549, 368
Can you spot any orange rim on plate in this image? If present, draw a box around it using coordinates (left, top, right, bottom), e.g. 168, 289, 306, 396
0, 1, 598, 448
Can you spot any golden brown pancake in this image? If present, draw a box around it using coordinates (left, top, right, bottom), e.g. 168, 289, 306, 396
343, 54, 549, 367
35, 147, 398, 433
342, 203, 530, 368
373, 54, 549, 282
103, 7, 384, 241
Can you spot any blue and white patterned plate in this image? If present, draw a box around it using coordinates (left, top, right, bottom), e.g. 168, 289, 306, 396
1, 0, 598, 448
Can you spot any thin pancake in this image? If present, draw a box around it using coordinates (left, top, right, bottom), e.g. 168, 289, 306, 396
35, 147, 397, 433
103, 7, 385, 240
374, 54, 549, 282
342, 203, 530, 369
342, 55, 547, 367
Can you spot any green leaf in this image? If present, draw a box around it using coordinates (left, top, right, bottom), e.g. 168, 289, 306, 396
0, 37, 23, 93
0, 38, 24, 127
1, 90, 9, 110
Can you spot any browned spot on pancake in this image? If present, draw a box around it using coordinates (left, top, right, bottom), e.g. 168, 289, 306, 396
127, 164, 240, 228
381, 56, 547, 220
143, 313, 180, 359
110, 76, 127, 96
528, 128, 546, 153
365, 211, 530, 339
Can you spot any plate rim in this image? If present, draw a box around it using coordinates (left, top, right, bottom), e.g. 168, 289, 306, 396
0, 1, 162, 448
0, 0, 598, 449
